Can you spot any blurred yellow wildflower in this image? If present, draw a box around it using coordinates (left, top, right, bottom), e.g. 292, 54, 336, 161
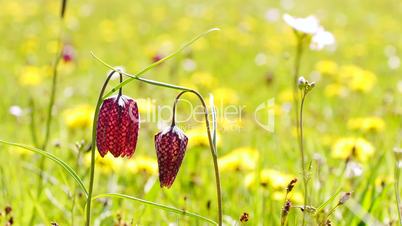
244, 169, 294, 190
63, 104, 94, 129
20, 37, 38, 54
84, 153, 122, 172
278, 89, 293, 103
272, 191, 304, 204
331, 137, 375, 162
186, 126, 221, 148
212, 88, 239, 105
347, 117, 385, 133
218, 147, 259, 172
126, 156, 158, 175
99, 19, 116, 43
46, 40, 59, 55
375, 175, 394, 188
19, 65, 44, 86
325, 83, 349, 98
339, 65, 377, 92
136, 98, 156, 114
191, 72, 218, 89
315, 60, 338, 76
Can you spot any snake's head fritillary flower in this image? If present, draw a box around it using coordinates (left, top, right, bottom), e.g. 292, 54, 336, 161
154, 126, 188, 188
96, 95, 139, 158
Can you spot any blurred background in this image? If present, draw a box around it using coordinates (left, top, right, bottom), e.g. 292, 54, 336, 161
0, 0, 401, 225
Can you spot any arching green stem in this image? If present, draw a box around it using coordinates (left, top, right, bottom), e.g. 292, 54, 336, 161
171, 91, 189, 127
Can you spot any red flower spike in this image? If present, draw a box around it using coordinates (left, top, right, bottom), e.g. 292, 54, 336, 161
96, 95, 139, 158
155, 126, 188, 188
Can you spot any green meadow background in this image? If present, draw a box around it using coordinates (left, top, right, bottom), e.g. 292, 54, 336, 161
0, 0, 401, 225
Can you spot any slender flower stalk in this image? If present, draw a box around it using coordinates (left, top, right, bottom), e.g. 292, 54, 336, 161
292, 33, 306, 125
91, 53, 223, 225
86, 70, 118, 226
300, 90, 307, 224
29, 1, 66, 224
321, 192, 351, 225
289, 32, 308, 226
297, 76, 315, 226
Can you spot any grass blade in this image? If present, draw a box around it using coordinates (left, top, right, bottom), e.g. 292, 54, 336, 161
315, 188, 342, 214
93, 193, 217, 225
93, 28, 220, 99
0, 140, 88, 197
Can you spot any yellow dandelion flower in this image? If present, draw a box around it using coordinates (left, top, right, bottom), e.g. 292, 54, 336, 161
347, 117, 385, 133
212, 88, 239, 105
375, 175, 394, 188
348, 69, 377, 93
325, 83, 349, 98
136, 98, 156, 114
272, 191, 304, 204
339, 65, 377, 93
331, 137, 375, 162
126, 156, 158, 175
191, 72, 218, 89
20, 37, 38, 54
271, 104, 283, 116
278, 89, 294, 103
186, 126, 221, 148
218, 147, 259, 172
315, 60, 338, 76
84, 153, 122, 172
244, 169, 295, 190
99, 20, 116, 43
63, 104, 94, 129
260, 169, 294, 189
19, 65, 43, 86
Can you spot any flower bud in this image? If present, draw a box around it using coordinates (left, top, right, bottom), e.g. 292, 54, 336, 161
338, 192, 352, 205
298, 76, 307, 89
96, 95, 139, 158
154, 126, 188, 188
62, 44, 74, 63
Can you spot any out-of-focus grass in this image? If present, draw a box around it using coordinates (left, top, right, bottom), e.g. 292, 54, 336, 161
0, 0, 401, 225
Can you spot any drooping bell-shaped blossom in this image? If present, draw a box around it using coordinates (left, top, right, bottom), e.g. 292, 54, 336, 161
96, 95, 139, 158
154, 126, 188, 188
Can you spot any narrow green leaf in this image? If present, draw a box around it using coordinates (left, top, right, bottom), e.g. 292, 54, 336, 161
315, 188, 342, 214
0, 140, 88, 197
93, 193, 217, 225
